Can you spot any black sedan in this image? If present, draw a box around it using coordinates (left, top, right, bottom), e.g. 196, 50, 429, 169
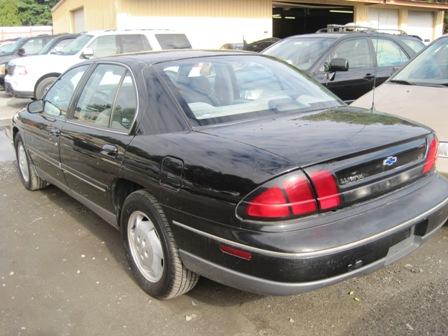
11, 51, 448, 300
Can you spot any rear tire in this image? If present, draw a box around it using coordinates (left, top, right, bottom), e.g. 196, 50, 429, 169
35, 76, 57, 99
121, 190, 199, 299
14, 133, 48, 191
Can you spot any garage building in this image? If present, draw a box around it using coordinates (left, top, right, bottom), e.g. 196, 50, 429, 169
52, 0, 447, 49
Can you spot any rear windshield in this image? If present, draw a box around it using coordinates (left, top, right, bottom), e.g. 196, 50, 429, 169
157, 55, 342, 126
60, 34, 93, 55
263, 37, 336, 71
156, 34, 192, 49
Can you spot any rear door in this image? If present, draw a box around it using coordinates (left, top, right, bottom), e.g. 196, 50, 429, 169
371, 37, 411, 86
59, 63, 138, 212
23, 65, 89, 185
318, 37, 376, 102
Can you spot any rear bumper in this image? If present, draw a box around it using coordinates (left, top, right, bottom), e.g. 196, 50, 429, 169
172, 173, 448, 295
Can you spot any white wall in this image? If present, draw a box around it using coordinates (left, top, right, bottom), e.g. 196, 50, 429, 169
116, 14, 272, 49
0, 26, 53, 40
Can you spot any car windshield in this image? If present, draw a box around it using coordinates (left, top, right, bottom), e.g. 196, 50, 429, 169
393, 37, 448, 86
262, 37, 336, 71
158, 55, 343, 126
59, 34, 92, 55
0, 39, 21, 55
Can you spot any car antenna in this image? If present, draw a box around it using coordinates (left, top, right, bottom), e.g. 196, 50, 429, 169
370, 14, 380, 113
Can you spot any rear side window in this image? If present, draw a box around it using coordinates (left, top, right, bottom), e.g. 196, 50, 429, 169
330, 38, 373, 69
110, 72, 138, 131
372, 38, 409, 67
73, 64, 126, 126
89, 36, 119, 58
119, 34, 151, 53
401, 38, 425, 53
156, 34, 191, 49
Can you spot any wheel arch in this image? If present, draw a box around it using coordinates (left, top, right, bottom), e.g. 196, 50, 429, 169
34, 73, 61, 97
112, 178, 145, 225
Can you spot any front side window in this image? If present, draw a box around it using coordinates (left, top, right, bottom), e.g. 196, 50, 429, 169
393, 37, 448, 85
119, 34, 151, 53
44, 65, 89, 117
372, 38, 409, 67
89, 36, 119, 58
73, 64, 126, 127
22, 38, 49, 55
159, 55, 342, 126
330, 39, 374, 69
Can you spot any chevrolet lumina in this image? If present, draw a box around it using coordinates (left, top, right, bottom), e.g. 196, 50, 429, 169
11, 51, 448, 300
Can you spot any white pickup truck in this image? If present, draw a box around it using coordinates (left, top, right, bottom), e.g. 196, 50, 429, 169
5, 29, 191, 99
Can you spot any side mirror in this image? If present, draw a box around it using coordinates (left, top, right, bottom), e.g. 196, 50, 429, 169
81, 47, 94, 59
17, 48, 25, 57
326, 58, 349, 73
27, 100, 44, 114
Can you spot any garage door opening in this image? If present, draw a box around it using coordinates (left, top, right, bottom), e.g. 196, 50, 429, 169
273, 2, 354, 38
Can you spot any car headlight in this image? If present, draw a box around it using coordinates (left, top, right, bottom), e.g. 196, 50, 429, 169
0, 64, 5, 75
438, 141, 448, 158
14, 65, 27, 75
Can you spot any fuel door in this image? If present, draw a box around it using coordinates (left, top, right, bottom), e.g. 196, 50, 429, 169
161, 156, 184, 189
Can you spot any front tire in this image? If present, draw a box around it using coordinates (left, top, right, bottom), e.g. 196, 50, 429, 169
35, 76, 57, 99
14, 133, 48, 191
121, 190, 199, 299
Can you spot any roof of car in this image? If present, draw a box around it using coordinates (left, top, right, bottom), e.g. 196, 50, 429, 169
98, 49, 254, 66
285, 32, 411, 40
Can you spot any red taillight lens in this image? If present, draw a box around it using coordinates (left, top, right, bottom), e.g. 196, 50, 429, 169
309, 170, 341, 210
246, 186, 290, 218
423, 136, 438, 174
283, 175, 317, 215
244, 172, 317, 220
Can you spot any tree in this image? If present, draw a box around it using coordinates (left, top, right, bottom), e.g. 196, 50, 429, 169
0, 0, 21, 26
18, 0, 58, 25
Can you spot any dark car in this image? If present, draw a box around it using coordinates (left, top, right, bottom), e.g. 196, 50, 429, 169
243, 37, 281, 52
263, 32, 422, 102
37, 34, 79, 56
12, 51, 448, 300
0, 35, 53, 88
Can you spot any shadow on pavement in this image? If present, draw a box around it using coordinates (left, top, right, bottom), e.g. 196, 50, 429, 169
38, 184, 262, 307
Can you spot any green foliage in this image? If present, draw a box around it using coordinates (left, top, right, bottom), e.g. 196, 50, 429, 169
0, 0, 21, 26
0, 0, 60, 26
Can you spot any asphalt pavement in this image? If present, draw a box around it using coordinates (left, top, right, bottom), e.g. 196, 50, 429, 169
0, 93, 448, 336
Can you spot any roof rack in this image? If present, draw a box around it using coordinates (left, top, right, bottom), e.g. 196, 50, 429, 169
316, 24, 408, 35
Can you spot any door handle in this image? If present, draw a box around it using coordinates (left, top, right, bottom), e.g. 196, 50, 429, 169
101, 144, 118, 156
49, 128, 61, 137
364, 74, 375, 80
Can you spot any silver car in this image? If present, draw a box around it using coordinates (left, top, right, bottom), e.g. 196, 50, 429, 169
352, 36, 448, 176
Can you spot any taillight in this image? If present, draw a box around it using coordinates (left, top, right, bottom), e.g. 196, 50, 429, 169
423, 136, 438, 174
310, 170, 341, 210
240, 169, 340, 221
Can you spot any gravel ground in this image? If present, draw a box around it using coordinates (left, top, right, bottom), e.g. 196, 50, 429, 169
0, 127, 447, 336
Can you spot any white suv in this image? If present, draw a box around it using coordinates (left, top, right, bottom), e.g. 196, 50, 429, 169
5, 30, 191, 99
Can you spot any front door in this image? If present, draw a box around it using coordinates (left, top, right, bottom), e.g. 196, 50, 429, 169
318, 38, 376, 102
24, 65, 90, 185
59, 63, 138, 212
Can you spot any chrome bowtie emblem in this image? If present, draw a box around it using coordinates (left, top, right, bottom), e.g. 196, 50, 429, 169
383, 156, 398, 167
